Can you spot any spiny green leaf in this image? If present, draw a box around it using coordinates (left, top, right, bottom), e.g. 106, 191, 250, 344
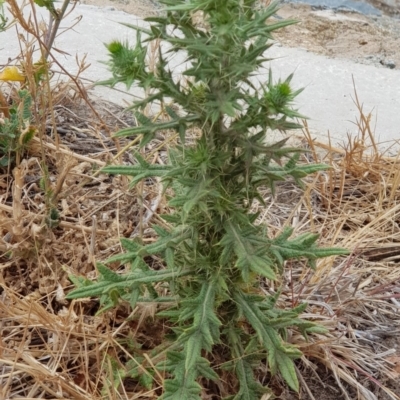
104, 252, 137, 265
178, 282, 221, 350
232, 358, 268, 400
97, 263, 124, 283
234, 291, 302, 390
162, 379, 202, 400
120, 238, 142, 253
102, 164, 170, 178
222, 222, 276, 281
165, 247, 175, 269
274, 351, 299, 392
67, 269, 191, 300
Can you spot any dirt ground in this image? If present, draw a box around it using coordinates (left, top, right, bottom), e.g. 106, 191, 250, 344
80, 0, 400, 70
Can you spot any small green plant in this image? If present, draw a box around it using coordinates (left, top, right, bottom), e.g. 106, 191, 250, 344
0, 0, 8, 32
0, 0, 67, 169
0, 89, 36, 167
67, 1, 348, 398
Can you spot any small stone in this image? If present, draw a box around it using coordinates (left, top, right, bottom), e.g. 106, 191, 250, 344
380, 59, 396, 69
385, 60, 396, 69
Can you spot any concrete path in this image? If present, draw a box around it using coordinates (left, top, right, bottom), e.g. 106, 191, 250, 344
1, 3, 400, 151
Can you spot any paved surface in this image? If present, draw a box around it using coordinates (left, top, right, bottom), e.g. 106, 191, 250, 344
1, 3, 400, 151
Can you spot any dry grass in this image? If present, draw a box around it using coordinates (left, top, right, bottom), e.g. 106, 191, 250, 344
256, 92, 400, 399
1, 2, 400, 399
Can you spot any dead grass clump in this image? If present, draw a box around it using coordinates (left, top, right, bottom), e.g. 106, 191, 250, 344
0, 79, 171, 398
278, 101, 400, 399
0, 2, 170, 395
237, 85, 400, 399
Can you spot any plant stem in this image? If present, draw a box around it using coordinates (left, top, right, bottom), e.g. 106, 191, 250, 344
43, 0, 71, 60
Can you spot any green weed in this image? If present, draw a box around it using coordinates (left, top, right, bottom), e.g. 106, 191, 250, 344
67, 1, 348, 398
0, 89, 35, 167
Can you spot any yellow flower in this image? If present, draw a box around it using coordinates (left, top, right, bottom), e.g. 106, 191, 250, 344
0, 66, 25, 82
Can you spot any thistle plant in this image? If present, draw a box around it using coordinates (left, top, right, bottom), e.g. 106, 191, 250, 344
67, 1, 347, 398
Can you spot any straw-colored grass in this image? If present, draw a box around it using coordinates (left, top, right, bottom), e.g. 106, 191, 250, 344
1, 1, 400, 399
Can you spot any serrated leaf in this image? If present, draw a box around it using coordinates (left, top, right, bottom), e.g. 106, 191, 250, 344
104, 252, 137, 264
66, 269, 190, 300
97, 264, 124, 283
165, 247, 175, 269
67, 274, 92, 288
232, 358, 267, 400
120, 238, 141, 252
274, 351, 298, 392
234, 291, 302, 391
